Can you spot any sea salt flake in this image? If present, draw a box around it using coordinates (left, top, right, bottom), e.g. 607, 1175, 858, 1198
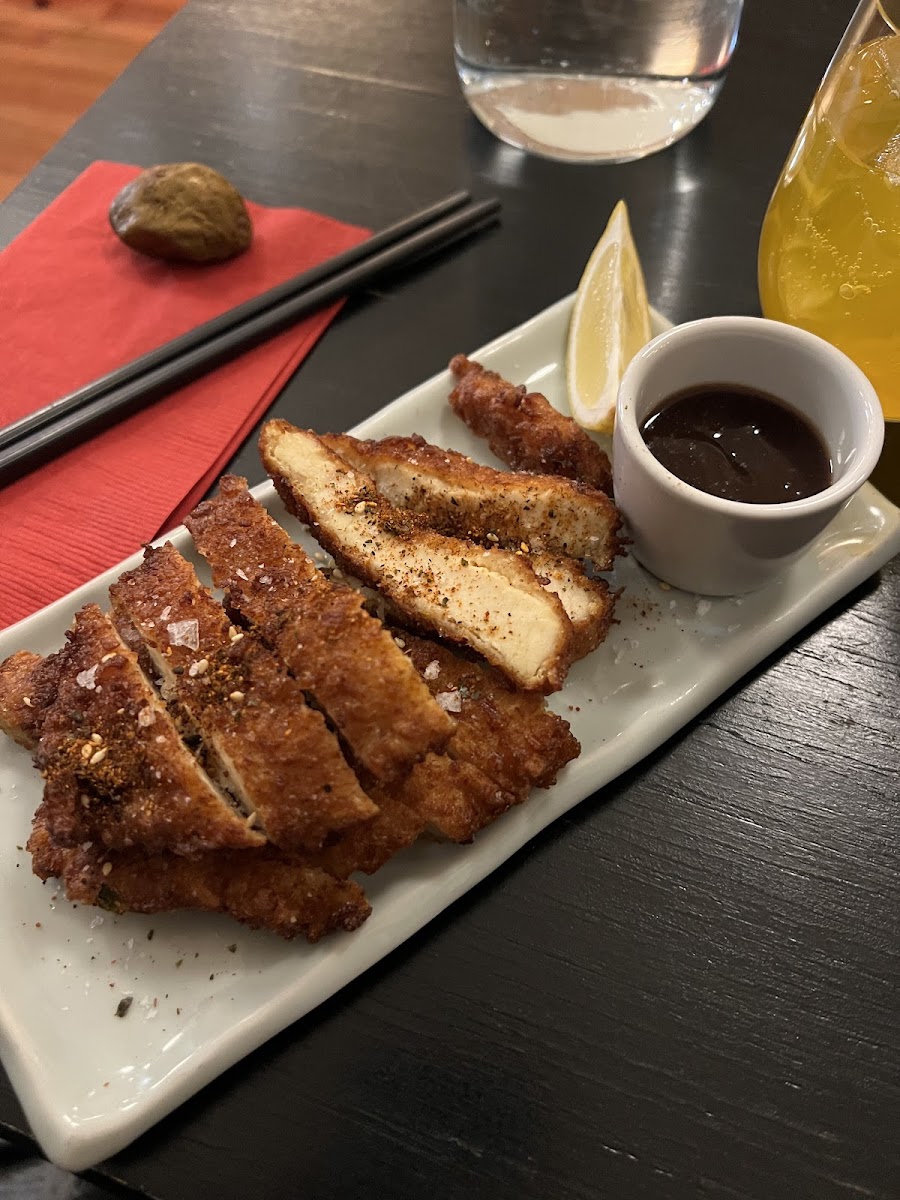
695, 599, 712, 617
423, 660, 441, 680
159, 605, 171, 621
236, 569, 248, 581
435, 689, 462, 713
167, 619, 199, 650
76, 665, 98, 690
137, 707, 156, 727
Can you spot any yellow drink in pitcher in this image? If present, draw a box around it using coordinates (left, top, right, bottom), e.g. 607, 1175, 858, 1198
759, 35, 900, 420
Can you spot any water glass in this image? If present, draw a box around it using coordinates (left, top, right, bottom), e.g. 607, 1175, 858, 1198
453, 0, 743, 163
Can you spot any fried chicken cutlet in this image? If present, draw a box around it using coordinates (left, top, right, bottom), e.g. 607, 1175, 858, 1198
322, 432, 622, 566
0, 651, 421, 887
321, 432, 617, 661
0, 650, 51, 748
346, 631, 581, 843
185, 476, 454, 783
400, 633, 580, 802
260, 422, 576, 694
110, 543, 378, 851
449, 355, 613, 494
28, 820, 371, 941
34, 604, 264, 855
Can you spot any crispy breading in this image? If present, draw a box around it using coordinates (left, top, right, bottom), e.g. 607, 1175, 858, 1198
0, 650, 49, 748
449, 355, 613, 494
35, 604, 264, 855
110, 544, 377, 851
528, 553, 617, 660
384, 753, 511, 842
311, 793, 426, 877
322, 431, 622, 567
260, 422, 576, 694
401, 633, 580, 801
186, 477, 454, 782
28, 820, 370, 942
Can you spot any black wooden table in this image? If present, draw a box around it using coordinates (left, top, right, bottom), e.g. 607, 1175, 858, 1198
3, 1, 897, 1198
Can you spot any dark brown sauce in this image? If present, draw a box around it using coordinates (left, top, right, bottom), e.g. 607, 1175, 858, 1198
640, 384, 832, 504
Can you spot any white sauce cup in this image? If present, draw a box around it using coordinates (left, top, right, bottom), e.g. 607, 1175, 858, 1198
612, 316, 884, 595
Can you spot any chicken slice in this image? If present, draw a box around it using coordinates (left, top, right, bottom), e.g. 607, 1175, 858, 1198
259, 422, 576, 694
185, 476, 454, 783
322, 432, 622, 568
311, 793, 426, 878
35, 604, 264, 855
400, 633, 580, 802
528, 553, 617, 660
0, 650, 50, 749
28, 820, 370, 942
449, 355, 613, 494
109, 543, 378, 851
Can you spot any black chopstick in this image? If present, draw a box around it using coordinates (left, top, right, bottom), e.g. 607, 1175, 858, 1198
0, 190, 475, 456
0, 195, 500, 489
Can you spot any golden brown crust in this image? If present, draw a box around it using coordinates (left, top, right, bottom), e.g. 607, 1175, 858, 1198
259, 424, 576, 694
528, 554, 617, 660
110, 544, 378, 851
322, 431, 622, 568
35, 604, 264, 855
310, 793, 425, 878
28, 820, 370, 942
186, 477, 455, 781
401, 633, 580, 800
449, 355, 613, 494
384, 752, 511, 842
0, 651, 50, 749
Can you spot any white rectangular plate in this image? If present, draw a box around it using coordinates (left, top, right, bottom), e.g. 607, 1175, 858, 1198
2, 295, 898, 1172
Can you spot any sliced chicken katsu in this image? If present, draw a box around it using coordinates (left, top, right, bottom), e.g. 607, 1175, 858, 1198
401, 633, 580, 802
311, 793, 425, 878
528, 554, 617, 660
260, 422, 576, 694
185, 476, 454, 783
35, 604, 264, 855
311, 752, 514, 868
384, 753, 511, 842
322, 432, 622, 567
0, 650, 51, 748
28, 820, 370, 942
109, 543, 378, 851
0, 652, 415, 888
449, 355, 613, 494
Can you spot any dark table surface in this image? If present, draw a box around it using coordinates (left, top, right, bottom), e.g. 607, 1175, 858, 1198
3, 1, 898, 1198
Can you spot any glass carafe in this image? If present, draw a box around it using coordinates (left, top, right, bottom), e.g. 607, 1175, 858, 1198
758, 0, 900, 500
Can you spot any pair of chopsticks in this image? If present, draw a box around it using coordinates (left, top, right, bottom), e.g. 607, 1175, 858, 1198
0, 191, 500, 488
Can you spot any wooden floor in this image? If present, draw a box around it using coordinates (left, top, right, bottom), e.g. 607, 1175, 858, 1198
0, 0, 187, 201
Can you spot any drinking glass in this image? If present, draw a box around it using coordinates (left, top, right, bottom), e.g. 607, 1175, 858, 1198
758, 0, 900, 499
453, 0, 743, 163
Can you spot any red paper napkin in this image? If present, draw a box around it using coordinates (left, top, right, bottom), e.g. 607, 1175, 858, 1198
0, 161, 369, 631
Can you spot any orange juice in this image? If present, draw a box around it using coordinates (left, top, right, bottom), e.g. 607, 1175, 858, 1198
759, 35, 900, 420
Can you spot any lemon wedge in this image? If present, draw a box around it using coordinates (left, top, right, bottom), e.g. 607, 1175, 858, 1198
566, 199, 652, 432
